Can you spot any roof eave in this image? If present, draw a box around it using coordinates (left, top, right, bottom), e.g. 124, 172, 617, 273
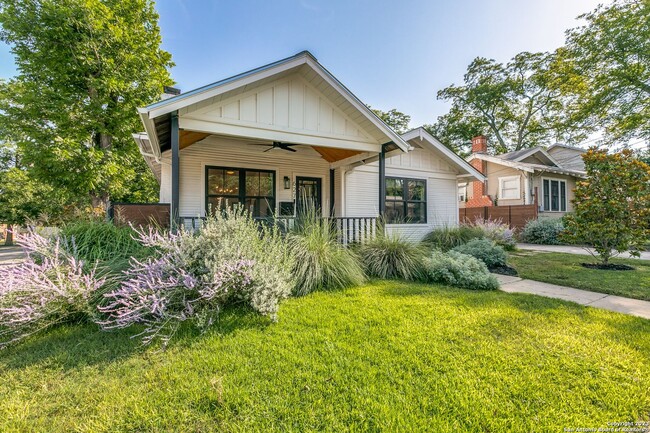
402, 127, 484, 181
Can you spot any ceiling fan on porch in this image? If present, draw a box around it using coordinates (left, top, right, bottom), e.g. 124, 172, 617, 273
248, 141, 298, 153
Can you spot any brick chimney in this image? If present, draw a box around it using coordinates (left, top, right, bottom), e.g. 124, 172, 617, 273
466, 135, 493, 208
471, 135, 487, 154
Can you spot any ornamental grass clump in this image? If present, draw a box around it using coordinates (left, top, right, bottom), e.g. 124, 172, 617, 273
99, 206, 295, 344
0, 230, 105, 349
60, 220, 153, 265
358, 231, 426, 280
289, 208, 365, 296
422, 225, 484, 251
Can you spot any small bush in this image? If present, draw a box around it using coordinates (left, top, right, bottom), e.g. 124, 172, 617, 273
60, 220, 152, 265
469, 219, 516, 251
289, 211, 365, 296
358, 231, 426, 280
520, 218, 565, 245
99, 206, 296, 344
0, 231, 105, 348
422, 226, 484, 251
452, 238, 507, 268
422, 250, 499, 290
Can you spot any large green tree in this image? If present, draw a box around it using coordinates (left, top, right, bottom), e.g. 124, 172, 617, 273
0, 0, 173, 209
433, 52, 590, 154
370, 107, 411, 134
557, 0, 650, 145
563, 149, 650, 265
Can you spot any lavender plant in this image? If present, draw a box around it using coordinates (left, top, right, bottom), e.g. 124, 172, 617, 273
0, 231, 105, 348
99, 206, 295, 345
468, 218, 516, 251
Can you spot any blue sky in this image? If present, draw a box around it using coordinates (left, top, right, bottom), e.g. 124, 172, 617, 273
0, 0, 604, 127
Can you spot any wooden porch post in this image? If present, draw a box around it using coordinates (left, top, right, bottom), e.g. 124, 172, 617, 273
329, 168, 335, 217
378, 143, 386, 216
171, 111, 180, 231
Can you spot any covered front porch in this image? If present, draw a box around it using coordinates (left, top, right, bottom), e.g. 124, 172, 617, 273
134, 51, 410, 234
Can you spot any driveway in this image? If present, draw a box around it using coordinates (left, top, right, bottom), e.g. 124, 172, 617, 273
0, 246, 24, 266
517, 243, 650, 261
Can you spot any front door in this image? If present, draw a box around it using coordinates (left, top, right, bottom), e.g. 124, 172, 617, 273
296, 177, 322, 214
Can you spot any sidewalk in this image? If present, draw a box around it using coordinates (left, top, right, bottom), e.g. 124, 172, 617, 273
0, 246, 24, 266
517, 243, 650, 261
495, 274, 650, 320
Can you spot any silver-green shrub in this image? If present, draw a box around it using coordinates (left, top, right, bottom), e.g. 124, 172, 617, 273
100, 206, 295, 345
451, 238, 507, 268
422, 250, 499, 290
520, 218, 565, 245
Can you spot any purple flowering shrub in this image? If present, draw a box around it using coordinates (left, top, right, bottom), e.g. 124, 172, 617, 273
99, 206, 295, 345
468, 218, 516, 251
0, 231, 105, 348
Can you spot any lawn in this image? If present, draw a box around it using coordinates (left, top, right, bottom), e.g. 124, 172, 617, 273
0, 281, 648, 432
509, 251, 650, 301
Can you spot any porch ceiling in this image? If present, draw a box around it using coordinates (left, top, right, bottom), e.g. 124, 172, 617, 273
180, 130, 210, 149
174, 129, 366, 163
310, 146, 362, 163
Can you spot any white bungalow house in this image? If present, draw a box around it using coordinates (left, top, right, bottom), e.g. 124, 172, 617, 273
134, 51, 483, 241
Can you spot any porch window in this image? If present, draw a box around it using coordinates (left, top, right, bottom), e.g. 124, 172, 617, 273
385, 177, 426, 224
498, 175, 520, 200
542, 178, 567, 212
206, 167, 275, 217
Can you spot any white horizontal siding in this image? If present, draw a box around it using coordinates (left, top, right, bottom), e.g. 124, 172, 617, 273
345, 147, 460, 241
160, 136, 331, 217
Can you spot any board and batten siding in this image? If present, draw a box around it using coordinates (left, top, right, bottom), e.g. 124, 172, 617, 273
344, 147, 460, 241
180, 74, 381, 150
160, 136, 331, 217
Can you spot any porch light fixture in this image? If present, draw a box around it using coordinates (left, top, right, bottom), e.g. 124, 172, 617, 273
284, 176, 291, 189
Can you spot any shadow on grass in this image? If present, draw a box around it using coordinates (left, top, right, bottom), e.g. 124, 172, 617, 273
0, 305, 271, 371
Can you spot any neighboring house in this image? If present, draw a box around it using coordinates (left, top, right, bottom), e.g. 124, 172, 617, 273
134, 51, 483, 241
460, 136, 586, 218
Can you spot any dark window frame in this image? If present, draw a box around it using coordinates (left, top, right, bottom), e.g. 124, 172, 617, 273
384, 176, 427, 224
205, 166, 276, 217
542, 177, 567, 212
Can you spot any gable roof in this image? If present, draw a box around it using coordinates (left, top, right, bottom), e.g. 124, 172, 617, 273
467, 152, 587, 178
401, 128, 485, 181
137, 51, 410, 156
547, 143, 587, 171
497, 146, 561, 166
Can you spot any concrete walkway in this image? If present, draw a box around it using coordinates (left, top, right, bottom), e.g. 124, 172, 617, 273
0, 246, 24, 266
517, 243, 650, 260
495, 274, 650, 319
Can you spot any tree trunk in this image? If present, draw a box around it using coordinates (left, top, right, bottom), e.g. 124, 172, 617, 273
4, 224, 14, 246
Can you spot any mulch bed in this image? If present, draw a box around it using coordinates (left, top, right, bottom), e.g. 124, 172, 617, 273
581, 263, 635, 271
489, 265, 518, 276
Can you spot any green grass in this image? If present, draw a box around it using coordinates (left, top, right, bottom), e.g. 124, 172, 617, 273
0, 281, 648, 432
509, 251, 650, 301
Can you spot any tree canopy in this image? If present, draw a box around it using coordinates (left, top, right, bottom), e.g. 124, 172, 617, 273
433, 53, 589, 154
563, 149, 650, 264
370, 107, 411, 134
0, 0, 173, 210
557, 0, 650, 145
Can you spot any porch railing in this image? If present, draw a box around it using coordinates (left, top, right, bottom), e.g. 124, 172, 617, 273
179, 216, 380, 245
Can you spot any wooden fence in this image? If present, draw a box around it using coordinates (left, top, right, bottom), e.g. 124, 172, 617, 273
108, 203, 170, 228
459, 204, 538, 230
